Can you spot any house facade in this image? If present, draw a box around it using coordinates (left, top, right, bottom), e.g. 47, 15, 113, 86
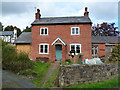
0, 28, 17, 43
31, 7, 92, 62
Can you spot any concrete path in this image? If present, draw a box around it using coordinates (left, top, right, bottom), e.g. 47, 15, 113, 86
42, 61, 60, 87
2, 70, 34, 88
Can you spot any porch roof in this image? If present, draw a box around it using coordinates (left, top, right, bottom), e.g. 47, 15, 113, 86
51, 37, 66, 45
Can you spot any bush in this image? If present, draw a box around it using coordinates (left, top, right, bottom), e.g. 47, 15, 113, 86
65, 59, 71, 63
2, 41, 33, 73
109, 45, 120, 62
76, 53, 84, 64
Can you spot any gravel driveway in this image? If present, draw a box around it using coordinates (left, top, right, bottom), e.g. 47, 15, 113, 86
2, 70, 34, 88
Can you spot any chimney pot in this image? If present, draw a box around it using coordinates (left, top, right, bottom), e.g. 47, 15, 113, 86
85, 7, 88, 12
35, 8, 41, 20
84, 7, 89, 17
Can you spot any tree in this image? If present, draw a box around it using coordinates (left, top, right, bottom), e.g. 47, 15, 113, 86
0, 22, 3, 31
109, 45, 120, 62
92, 22, 119, 36
22, 26, 31, 32
4, 25, 22, 37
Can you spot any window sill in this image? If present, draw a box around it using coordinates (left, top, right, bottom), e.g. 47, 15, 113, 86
39, 53, 49, 54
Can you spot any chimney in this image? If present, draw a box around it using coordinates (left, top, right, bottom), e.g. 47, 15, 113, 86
35, 9, 41, 20
84, 7, 89, 17
13, 27, 17, 38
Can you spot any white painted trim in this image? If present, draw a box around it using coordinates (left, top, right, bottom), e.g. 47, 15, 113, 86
70, 44, 81, 55
40, 27, 48, 35
71, 27, 80, 35
39, 43, 49, 54
51, 37, 66, 45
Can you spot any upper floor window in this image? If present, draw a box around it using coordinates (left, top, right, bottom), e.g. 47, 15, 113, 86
40, 28, 48, 35
71, 27, 80, 35
39, 44, 49, 54
70, 44, 81, 55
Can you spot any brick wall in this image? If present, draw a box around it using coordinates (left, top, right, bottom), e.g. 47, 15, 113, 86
98, 44, 105, 57
31, 24, 92, 61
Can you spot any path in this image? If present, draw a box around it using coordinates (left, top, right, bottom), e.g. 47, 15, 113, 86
2, 70, 34, 88
42, 61, 60, 87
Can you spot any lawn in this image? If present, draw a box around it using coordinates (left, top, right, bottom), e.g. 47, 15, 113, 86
65, 76, 120, 88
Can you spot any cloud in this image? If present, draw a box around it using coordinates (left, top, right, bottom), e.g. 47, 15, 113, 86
1, 1, 118, 31
2, 2, 34, 16
88, 2, 118, 21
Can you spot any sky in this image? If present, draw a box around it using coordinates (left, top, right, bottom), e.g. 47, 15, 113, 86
0, 0, 119, 31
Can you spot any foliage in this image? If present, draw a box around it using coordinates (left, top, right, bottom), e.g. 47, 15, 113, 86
22, 26, 31, 32
2, 41, 33, 73
4, 25, 22, 37
92, 22, 119, 36
0, 22, 3, 31
109, 45, 120, 62
76, 53, 84, 64
66, 77, 119, 88
65, 59, 71, 63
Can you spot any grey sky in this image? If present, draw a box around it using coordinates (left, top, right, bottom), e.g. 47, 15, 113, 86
1, 1, 119, 31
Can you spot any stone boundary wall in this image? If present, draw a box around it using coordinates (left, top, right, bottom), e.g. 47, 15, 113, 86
59, 63, 118, 87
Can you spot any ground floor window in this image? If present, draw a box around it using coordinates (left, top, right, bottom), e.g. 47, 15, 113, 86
92, 45, 98, 56
39, 44, 49, 54
70, 44, 81, 55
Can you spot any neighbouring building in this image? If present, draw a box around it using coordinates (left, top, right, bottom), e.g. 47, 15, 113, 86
14, 32, 31, 58
0, 28, 17, 43
92, 36, 120, 59
15, 7, 92, 62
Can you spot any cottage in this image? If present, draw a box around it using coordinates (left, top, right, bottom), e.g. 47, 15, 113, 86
0, 28, 17, 43
31, 7, 92, 62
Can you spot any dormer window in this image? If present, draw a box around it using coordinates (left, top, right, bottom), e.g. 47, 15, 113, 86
71, 27, 80, 35
40, 28, 48, 35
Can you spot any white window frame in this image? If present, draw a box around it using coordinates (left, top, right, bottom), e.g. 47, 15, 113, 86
70, 44, 81, 55
39, 44, 49, 54
71, 27, 80, 35
40, 27, 48, 35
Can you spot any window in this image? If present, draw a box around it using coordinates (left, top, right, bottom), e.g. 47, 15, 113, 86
71, 27, 80, 35
70, 44, 81, 55
92, 45, 98, 56
40, 28, 48, 35
39, 44, 49, 54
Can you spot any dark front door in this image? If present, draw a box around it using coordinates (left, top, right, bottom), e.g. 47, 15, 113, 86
55, 44, 62, 60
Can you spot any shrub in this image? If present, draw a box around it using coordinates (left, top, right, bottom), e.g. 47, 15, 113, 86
65, 59, 71, 63
76, 53, 84, 64
109, 45, 120, 62
2, 41, 33, 73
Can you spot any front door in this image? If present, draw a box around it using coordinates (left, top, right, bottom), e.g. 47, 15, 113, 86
55, 44, 62, 60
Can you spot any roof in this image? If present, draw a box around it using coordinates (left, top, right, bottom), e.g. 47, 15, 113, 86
0, 31, 13, 36
14, 32, 120, 44
92, 36, 120, 44
51, 37, 66, 45
14, 32, 31, 44
31, 16, 92, 25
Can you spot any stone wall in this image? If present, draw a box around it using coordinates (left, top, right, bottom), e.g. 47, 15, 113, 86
59, 63, 118, 87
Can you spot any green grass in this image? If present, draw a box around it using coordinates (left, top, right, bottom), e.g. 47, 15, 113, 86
66, 77, 120, 88
44, 65, 59, 88
19, 61, 51, 87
